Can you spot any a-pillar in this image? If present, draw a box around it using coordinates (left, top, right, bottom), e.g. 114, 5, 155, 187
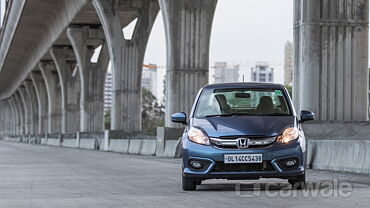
50, 47, 80, 134
31, 72, 49, 135
24, 80, 39, 136
67, 27, 109, 132
159, 0, 218, 126
293, 0, 369, 121
39, 62, 63, 134
93, 0, 160, 132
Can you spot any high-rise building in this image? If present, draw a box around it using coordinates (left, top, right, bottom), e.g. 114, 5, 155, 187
104, 71, 112, 112
284, 41, 293, 86
104, 64, 159, 112
213, 62, 240, 83
251, 62, 274, 83
142, 64, 158, 98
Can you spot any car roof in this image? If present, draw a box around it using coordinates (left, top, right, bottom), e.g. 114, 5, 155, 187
203, 82, 285, 90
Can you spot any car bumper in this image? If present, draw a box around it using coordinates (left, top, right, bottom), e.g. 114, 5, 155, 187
182, 139, 305, 180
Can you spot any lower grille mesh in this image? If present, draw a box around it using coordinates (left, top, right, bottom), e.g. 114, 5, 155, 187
212, 161, 275, 172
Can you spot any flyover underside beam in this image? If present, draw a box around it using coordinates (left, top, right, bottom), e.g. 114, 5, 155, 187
293, 0, 369, 121
160, 0, 218, 127
93, 0, 159, 132
67, 27, 108, 132
0, 0, 89, 100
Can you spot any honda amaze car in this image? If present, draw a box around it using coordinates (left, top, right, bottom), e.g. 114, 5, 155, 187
171, 83, 315, 191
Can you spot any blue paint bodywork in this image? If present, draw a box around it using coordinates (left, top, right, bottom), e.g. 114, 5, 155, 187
180, 83, 307, 181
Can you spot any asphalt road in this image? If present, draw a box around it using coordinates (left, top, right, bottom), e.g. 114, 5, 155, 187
0, 140, 369, 208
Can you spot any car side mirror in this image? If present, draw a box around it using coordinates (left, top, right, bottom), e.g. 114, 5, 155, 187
300, 110, 315, 123
171, 112, 187, 125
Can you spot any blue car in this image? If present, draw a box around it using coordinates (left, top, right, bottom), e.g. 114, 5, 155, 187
171, 83, 315, 191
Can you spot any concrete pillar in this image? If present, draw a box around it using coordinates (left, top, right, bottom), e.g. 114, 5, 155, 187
3, 101, 12, 136
30, 72, 49, 135
0, 101, 6, 136
13, 92, 24, 135
93, 0, 160, 132
294, 0, 369, 121
50, 47, 80, 134
8, 97, 19, 135
159, 0, 218, 127
0, 101, 11, 136
7, 99, 17, 135
39, 62, 62, 134
24, 80, 39, 136
0, 102, 3, 136
17, 87, 31, 136
67, 27, 109, 132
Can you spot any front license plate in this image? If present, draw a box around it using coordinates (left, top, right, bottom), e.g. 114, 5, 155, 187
224, 154, 263, 164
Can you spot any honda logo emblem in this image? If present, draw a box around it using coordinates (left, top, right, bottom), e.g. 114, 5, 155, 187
237, 138, 250, 149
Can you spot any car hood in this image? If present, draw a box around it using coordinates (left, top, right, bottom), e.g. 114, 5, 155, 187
191, 116, 296, 137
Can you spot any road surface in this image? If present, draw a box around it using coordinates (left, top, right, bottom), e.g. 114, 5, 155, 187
0, 140, 369, 208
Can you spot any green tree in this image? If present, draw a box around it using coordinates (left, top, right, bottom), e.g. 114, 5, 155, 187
142, 88, 165, 135
104, 111, 111, 130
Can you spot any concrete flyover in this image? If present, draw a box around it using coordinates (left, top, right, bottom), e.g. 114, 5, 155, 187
0, 0, 218, 139
0, 0, 369, 179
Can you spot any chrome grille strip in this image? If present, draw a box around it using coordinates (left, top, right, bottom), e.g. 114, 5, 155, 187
210, 137, 276, 148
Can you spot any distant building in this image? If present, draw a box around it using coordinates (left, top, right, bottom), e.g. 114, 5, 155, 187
142, 64, 158, 98
251, 62, 274, 83
213, 62, 240, 83
104, 64, 159, 112
284, 41, 293, 86
104, 72, 112, 112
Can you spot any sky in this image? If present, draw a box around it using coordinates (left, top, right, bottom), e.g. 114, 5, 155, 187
145, 0, 294, 65
0, 0, 5, 26
144, 0, 295, 100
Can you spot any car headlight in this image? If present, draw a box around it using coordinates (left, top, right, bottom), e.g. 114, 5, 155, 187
277, 127, 299, 144
188, 127, 210, 145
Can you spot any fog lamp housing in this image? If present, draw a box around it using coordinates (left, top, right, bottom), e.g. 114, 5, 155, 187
284, 159, 297, 167
188, 159, 211, 171
190, 161, 203, 169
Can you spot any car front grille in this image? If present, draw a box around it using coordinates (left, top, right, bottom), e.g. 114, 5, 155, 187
212, 160, 275, 172
210, 136, 276, 149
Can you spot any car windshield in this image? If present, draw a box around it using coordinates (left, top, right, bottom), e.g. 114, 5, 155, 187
194, 88, 292, 118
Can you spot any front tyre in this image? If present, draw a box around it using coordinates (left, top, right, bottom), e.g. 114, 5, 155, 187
289, 173, 306, 190
182, 175, 196, 191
